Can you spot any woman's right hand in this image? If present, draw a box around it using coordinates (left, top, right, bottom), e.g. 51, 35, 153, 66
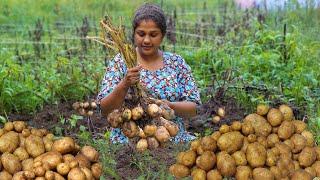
122, 65, 142, 88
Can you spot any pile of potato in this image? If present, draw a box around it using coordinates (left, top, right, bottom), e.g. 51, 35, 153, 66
0, 121, 102, 179
107, 99, 180, 152
72, 100, 97, 117
170, 104, 320, 180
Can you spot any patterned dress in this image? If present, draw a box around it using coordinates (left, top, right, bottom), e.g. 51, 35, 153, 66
97, 52, 201, 143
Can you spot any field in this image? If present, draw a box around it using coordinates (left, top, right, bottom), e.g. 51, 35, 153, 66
0, 0, 320, 179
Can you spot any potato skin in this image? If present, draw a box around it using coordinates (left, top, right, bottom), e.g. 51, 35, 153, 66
41, 151, 63, 170
68, 167, 87, 180
253, 168, 274, 180
80, 145, 99, 162
292, 120, 306, 133
0, 131, 19, 153
244, 114, 272, 137
169, 164, 190, 178
279, 104, 294, 121
246, 142, 267, 168
0, 171, 12, 180
91, 162, 103, 179
256, 104, 269, 116
217, 131, 244, 154
236, 166, 252, 180
298, 147, 317, 167
311, 161, 320, 177
267, 108, 283, 126
232, 151, 247, 166
207, 169, 222, 180
196, 151, 216, 171
52, 137, 75, 154
180, 150, 197, 167
25, 135, 45, 158
22, 158, 34, 171
291, 170, 312, 180
1, 152, 22, 174
216, 151, 236, 177
290, 134, 306, 153
278, 121, 295, 140
201, 136, 216, 152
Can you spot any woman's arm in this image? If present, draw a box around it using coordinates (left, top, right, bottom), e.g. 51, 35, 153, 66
164, 100, 197, 118
99, 65, 142, 117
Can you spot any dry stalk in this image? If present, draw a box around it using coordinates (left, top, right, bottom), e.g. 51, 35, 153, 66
94, 15, 148, 102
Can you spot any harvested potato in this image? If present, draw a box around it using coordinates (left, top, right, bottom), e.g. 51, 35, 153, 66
301, 131, 314, 147
277, 155, 295, 177
272, 127, 278, 134
269, 166, 282, 179
253, 168, 274, 180
244, 114, 272, 137
201, 136, 216, 152
41, 151, 63, 170
217, 107, 225, 117
80, 145, 99, 162
1, 152, 22, 174
169, 164, 190, 178
13, 147, 29, 161
247, 134, 256, 143
217, 131, 244, 154
210, 131, 221, 141
91, 162, 103, 179
31, 128, 44, 137
315, 147, 320, 160
266, 134, 280, 148
54, 173, 65, 180
75, 153, 91, 168
122, 121, 139, 138
196, 151, 216, 171
69, 160, 79, 169
13, 121, 26, 132
216, 151, 236, 177
0, 171, 12, 180
246, 142, 267, 168
279, 104, 294, 121
278, 121, 295, 140
155, 126, 170, 143
107, 109, 123, 127
219, 124, 230, 134
143, 124, 157, 137
23, 171, 35, 179
267, 108, 283, 126
25, 135, 45, 158
191, 168, 206, 180
190, 139, 201, 151
136, 139, 148, 152
45, 171, 55, 180
304, 167, 316, 178
160, 117, 179, 137
298, 147, 317, 167
12, 171, 25, 180
232, 151, 247, 166
138, 127, 147, 138
0, 131, 19, 153
241, 137, 249, 152
81, 167, 94, 180
257, 136, 268, 148
57, 162, 70, 175
122, 108, 132, 121
290, 134, 306, 153
266, 150, 277, 167
131, 106, 144, 120
180, 150, 196, 167
212, 116, 221, 124
311, 161, 320, 177
292, 120, 307, 133
34, 166, 45, 176
207, 169, 222, 180
241, 122, 254, 136
68, 167, 86, 180
231, 121, 242, 131
4, 122, 14, 131
257, 104, 269, 116
22, 158, 34, 171
236, 166, 252, 180
147, 104, 161, 117
52, 137, 75, 154
196, 145, 205, 155
284, 139, 295, 150
293, 160, 300, 170
275, 142, 292, 158
291, 170, 312, 180
146, 137, 159, 150
63, 154, 75, 163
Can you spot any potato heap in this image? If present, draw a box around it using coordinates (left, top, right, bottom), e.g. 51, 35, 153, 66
72, 100, 97, 117
170, 104, 320, 180
0, 121, 103, 179
107, 99, 180, 152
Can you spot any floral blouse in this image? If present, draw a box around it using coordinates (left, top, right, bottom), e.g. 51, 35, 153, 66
97, 52, 201, 143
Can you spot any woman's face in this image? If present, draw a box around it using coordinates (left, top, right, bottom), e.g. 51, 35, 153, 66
134, 19, 163, 57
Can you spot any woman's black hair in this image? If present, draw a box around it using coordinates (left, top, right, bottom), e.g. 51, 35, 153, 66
132, 3, 166, 42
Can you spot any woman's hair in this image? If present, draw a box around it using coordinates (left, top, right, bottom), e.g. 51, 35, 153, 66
132, 3, 167, 36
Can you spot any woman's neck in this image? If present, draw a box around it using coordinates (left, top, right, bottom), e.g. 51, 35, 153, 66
137, 49, 162, 64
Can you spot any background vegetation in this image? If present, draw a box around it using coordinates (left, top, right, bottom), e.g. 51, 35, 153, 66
0, 0, 319, 178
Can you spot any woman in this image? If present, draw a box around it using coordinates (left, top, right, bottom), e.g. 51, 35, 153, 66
97, 3, 201, 143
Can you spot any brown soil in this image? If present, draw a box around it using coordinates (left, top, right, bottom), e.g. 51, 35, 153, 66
6, 89, 247, 178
